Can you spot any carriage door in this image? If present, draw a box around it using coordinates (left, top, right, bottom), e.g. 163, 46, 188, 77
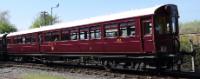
38, 33, 42, 53
141, 17, 154, 52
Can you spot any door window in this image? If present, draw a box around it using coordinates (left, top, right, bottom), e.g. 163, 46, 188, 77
38, 33, 42, 44
171, 17, 178, 34
142, 18, 152, 35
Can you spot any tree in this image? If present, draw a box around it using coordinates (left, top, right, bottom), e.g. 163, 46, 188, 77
30, 12, 59, 29
179, 20, 200, 34
0, 11, 17, 34
179, 20, 200, 72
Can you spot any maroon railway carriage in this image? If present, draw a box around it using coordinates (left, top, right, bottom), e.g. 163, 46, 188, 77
6, 4, 180, 70
0, 34, 8, 60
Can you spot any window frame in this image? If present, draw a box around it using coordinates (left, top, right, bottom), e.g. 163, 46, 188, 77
104, 23, 118, 38
7, 38, 11, 44
90, 26, 101, 39
14, 36, 22, 44
25, 34, 35, 44
119, 21, 136, 38
70, 29, 78, 41
51, 31, 60, 41
79, 27, 89, 40
61, 29, 70, 41
44, 32, 52, 42
13, 37, 17, 44
142, 19, 152, 36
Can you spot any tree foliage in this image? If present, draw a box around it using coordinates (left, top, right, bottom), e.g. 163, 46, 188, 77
179, 20, 200, 34
179, 20, 200, 51
0, 11, 17, 34
30, 12, 59, 29
179, 20, 200, 72
180, 35, 200, 71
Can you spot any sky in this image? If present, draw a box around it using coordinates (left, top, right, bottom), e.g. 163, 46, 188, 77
0, 0, 199, 31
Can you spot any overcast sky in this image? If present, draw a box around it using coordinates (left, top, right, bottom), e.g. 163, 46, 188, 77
0, 0, 199, 31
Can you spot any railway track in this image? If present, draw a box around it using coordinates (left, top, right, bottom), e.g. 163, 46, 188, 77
0, 61, 199, 79
111, 68, 200, 79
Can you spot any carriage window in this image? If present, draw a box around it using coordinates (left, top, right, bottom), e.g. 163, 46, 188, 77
7, 38, 11, 44
171, 17, 178, 34
156, 16, 170, 34
61, 30, 70, 41
14, 36, 22, 44
31, 34, 35, 43
18, 37, 22, 44
120, 27, 128, 37
25, 34, 35, 44
80, 28, 89, 40
45, 32, 52, 42
22, 37, 26, 44
105, 24, 118, 38
13, 37, 17, 44
143, 20, 152, 35
120, 21, 135, 37
38, 33, 42, 44
25, 36, 31, 44
129, 26, 136, 36
70, 31, 78, 40
90, 26, 101, 39
52, 31, 60, 41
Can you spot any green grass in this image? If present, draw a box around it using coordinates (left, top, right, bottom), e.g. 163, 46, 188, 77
21, 73, 72, 79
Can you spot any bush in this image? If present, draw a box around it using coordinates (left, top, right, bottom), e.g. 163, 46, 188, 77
180, 35, 200, 72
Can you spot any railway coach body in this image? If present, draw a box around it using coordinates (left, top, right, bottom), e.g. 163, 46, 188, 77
0, 34, 3, 57
0, 34, 8, 60
6, 4, 179, 56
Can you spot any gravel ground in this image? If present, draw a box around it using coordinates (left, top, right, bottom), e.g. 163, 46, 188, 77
0, 67, 107, 79
0, 66, 185, 79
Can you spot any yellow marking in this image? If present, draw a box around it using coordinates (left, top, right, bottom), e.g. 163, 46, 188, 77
117, 38, 122, 43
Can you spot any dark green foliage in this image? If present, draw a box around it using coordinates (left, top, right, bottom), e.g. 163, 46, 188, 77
179, 20, 200, 72
180, 35, 191, 52
0, 11, 17, 33
30, 12, 59, 29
